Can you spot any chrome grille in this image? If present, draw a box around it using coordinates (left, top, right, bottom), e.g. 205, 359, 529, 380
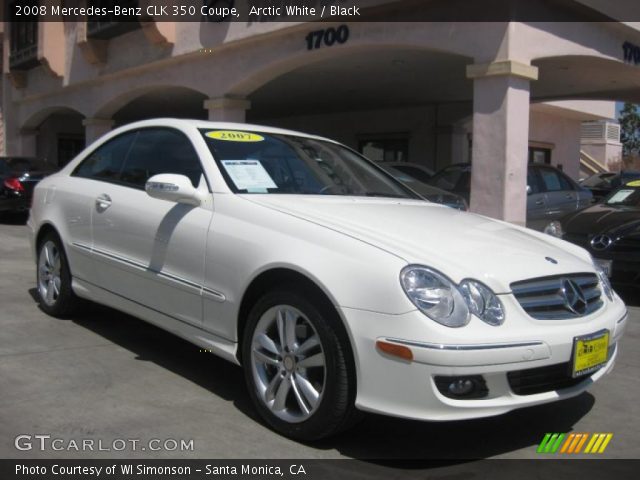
511, 273, 603, 320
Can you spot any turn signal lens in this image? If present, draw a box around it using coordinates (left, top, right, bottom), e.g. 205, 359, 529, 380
376, 340, 413, 361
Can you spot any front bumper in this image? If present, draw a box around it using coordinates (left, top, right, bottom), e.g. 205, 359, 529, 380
342, 292, 627, 421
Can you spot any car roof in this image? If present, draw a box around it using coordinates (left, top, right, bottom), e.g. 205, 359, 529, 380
115, 118, 337, 144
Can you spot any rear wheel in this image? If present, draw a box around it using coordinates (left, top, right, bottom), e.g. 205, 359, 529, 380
242, 289, 358, 441
37, 232, 81, 317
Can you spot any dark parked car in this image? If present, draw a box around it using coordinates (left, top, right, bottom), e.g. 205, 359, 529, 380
580, 170, 640, 202
547, 180, 640, 286
428, 163, 592, 230
378, 164, 467, 210
0, 157, 54, 214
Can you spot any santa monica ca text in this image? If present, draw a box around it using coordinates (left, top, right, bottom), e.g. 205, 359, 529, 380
16, 464, 307, 476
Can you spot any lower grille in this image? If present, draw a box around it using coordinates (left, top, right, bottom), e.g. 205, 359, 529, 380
507, 363, 592, 395
508, 345, 614, 396
511, 273, 603, 320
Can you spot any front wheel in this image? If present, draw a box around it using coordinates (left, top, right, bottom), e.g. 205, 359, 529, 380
242, 289, 358, 441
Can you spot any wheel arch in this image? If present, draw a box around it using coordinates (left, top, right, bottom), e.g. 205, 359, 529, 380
236, 267, 357, 375
35, 222, 62, 254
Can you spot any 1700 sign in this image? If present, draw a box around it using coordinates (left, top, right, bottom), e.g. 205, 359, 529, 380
305, 25, 349, 50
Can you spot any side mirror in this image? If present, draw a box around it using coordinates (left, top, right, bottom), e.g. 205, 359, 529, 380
145, 174, 201, 206
526, 185, 532, 195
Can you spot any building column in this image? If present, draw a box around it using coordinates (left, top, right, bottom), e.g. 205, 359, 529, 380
466, 60, 539, 226
18, 128, 38, 157
83, 118, 114, 146
204, 97, 251, 123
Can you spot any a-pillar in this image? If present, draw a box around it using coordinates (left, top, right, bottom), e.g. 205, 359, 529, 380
83, 118, 114, 146
466, 60, 538, 226
204, 97, 251, 123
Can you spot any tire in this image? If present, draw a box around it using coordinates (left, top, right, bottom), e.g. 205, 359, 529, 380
36, 232, 81, 317
242, 287, 359, 441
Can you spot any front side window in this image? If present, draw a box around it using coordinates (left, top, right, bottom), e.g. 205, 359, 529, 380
73, 128, 204, 189
120, 129, 203, 188
538, 168, 573, 192
200, 130, 417, 198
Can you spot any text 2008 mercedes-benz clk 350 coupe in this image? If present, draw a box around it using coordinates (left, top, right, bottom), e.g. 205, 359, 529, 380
28, 119, 627, 440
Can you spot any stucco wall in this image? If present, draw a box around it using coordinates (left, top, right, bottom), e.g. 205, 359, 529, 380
528, 109, 582, 179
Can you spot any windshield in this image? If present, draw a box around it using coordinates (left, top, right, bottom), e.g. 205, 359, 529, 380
581, 173, 616, 188
200, 130, 418, 199
605, 186, 640, 207
429, 165, 470, 192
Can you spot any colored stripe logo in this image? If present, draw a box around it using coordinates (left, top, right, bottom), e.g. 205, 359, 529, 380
537, 433, 613, 454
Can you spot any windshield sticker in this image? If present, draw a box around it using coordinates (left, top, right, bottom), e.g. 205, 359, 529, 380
608, 189, 634, 204
206, 130, 264, 142
221, 160, 277, 191
626, 180, 640, 187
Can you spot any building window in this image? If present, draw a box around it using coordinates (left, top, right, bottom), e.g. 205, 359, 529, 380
358, 136, 409, 163
528, 147, 551, 165
58, 135, 85, 167
8, 1, 39, 70
87, 0, 141, 39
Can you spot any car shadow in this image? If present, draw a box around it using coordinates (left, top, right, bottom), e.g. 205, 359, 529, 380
0, 212, 28, 225
27, 289, 595, 461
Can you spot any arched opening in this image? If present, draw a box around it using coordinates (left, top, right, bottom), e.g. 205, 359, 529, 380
95, 86, 209, 126
243, 47, 475, 172
22, 107, 85, 168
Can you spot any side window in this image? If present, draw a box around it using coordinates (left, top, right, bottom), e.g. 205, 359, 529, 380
539, 168, 571, 192
120, 128, 204, 189
72, 132, 136, 182
527, 168, 541, 194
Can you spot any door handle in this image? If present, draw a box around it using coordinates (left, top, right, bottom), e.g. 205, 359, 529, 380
565, 194, 574, 199
95, 194, 112, 211
535, 200, 544, 206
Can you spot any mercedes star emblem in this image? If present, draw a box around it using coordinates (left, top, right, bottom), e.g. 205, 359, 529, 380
560, 279, 587, 315
590, 234, 612, 251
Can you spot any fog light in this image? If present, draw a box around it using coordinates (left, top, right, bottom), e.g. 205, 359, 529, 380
434, 375, 488, 399
449, 379, 474, 395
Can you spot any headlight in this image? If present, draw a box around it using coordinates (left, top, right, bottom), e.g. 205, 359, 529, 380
593, 262, 614, 301
543, 221, 564, 238
459, 280, 505, 326
400, 266, 469, 327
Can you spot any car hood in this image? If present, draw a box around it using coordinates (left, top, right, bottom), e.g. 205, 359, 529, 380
563, 204, 640, 236
244, 195, 594, 293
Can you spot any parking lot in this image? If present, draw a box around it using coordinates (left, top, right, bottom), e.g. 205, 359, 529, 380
1, 218, 639, 460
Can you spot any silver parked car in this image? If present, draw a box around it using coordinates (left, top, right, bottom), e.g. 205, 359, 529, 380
428, 163, 593, 230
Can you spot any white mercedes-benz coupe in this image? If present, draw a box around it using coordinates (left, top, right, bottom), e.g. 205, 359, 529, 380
28, 119, 627, 440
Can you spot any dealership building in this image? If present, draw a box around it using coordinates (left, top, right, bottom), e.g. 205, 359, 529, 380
1, 0, 639, 225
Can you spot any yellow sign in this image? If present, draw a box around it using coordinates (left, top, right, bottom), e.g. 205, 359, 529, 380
626, 180, 640, 187
573, 331, 609, 377
206, 130, 264, 142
